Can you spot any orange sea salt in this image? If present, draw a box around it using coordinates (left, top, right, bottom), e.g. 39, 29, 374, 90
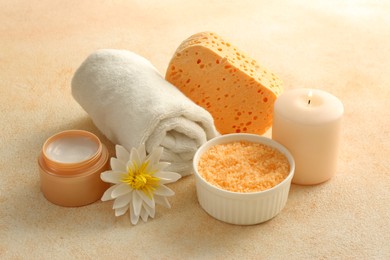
197, 141, 290, 193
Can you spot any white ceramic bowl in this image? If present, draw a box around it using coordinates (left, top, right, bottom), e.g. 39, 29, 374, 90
193, 133, 295, 225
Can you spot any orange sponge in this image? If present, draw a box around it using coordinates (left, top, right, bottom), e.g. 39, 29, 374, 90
166, 32, 283, 135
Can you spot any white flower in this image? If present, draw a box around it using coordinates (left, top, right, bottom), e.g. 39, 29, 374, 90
101, 144, 181, 225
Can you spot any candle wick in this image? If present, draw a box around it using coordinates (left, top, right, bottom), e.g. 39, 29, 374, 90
308, 99, 311, 105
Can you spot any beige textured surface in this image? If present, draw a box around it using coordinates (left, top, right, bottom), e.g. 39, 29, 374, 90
1, 0, 389, 258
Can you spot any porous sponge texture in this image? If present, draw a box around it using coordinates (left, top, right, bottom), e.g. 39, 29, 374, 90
166, 32, 283, 135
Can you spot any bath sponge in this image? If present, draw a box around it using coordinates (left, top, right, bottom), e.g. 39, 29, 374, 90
165, 32, 283, 135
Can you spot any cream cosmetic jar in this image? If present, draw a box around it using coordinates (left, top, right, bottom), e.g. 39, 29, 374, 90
38, 130, 110, 207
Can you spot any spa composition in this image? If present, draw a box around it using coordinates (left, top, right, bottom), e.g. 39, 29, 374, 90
272, 88, 344, 185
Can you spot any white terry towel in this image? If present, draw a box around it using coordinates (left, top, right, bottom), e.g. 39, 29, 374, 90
71, 49, 218, 176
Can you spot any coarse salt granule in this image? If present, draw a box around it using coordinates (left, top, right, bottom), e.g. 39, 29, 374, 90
197, 141, 290, 193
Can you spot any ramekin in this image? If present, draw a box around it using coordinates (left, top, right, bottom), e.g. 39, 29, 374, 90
193, 133, 295, 225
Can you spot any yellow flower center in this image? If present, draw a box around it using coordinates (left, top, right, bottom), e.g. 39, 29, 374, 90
121, 160, 160, 198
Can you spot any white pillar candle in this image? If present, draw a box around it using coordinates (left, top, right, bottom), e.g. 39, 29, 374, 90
272, 88, 344, 185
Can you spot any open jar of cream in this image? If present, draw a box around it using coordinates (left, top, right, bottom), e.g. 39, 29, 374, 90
38, 130, 110, 207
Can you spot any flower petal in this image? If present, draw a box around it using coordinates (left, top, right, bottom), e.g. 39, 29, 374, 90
130, 206, 140, 225
137, 143, 147, 162
129, 147, 142, 169
154, 185, 175, 197
158, 179, 177, 185
110, 157, 127, 172
148, 146, 163, 165
140, 207, 149, 222
115, 204, 129, 217
154, 195, 171, 208
113, 193, 132, 209
101, 185, 117, 201
111, 183, 132, 199
101, 171, 124, 184
143, 202, 155, 218
132, 191, 143, 217
155, 171, 181, 184
136, 190, 155, 209
115, 145, 130, 164
153, 162, 171, 172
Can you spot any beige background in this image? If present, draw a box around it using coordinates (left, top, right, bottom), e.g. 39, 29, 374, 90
1, 0, 389, 258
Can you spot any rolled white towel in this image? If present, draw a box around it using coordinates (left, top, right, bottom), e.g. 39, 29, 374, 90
71, 49, 218, 176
